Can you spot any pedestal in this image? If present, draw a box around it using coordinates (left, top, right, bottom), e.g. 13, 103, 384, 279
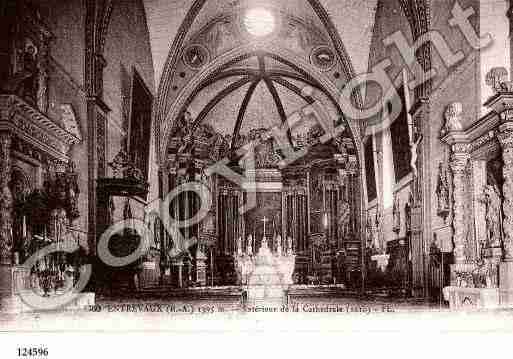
443, 286, 500, 310
499, 261, 513, 306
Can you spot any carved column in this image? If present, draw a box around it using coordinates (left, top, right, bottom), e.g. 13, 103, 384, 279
498, 120, 513, 261
0, 132, 13, 265
449, 148, 471, 265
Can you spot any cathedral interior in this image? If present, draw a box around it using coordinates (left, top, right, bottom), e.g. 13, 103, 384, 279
1, 0, 513, 312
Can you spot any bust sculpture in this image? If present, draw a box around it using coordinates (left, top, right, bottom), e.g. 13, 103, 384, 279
442, 102, 464, 135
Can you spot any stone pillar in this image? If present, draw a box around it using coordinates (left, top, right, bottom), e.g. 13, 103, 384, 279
0, 132, 13, 265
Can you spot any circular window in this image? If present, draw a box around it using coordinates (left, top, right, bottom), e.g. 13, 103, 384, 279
243, 8, 276, 37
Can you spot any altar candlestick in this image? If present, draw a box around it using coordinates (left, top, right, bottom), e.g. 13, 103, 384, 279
22, 216, 26, 238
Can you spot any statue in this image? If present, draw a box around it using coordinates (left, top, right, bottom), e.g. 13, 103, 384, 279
392, 196, 401, 234
436, 162, 450, 221
480, 185, 503, 248
410, 134, 423, 178
337, 201, 351, 240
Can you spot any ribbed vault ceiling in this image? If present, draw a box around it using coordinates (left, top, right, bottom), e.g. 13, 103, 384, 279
143, 0, 378, 88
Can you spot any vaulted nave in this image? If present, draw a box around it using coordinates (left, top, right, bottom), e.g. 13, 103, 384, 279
1, 0, 513, 315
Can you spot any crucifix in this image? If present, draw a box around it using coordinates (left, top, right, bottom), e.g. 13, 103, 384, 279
261, 216, 269, 238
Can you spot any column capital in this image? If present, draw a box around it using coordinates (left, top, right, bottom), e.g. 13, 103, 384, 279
498, 124, 513, 150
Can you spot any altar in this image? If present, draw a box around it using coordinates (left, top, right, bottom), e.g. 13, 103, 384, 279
235, 217, 295, 306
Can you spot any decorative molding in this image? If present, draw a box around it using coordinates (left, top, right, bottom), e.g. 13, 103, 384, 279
0, 95, 79, 163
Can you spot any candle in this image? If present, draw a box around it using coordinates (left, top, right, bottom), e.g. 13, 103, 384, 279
22, 216, 27, 238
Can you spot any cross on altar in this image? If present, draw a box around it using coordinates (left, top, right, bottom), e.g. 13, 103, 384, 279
261, 216, 269, 238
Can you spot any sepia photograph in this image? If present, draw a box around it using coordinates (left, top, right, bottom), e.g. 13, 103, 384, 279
1, 0, 513, 357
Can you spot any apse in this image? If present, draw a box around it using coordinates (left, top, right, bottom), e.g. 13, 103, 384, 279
154, 0, 366, 289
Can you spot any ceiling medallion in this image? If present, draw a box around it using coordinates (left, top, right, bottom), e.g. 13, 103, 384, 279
310, 46, 336, 72
183, 44, 210, 70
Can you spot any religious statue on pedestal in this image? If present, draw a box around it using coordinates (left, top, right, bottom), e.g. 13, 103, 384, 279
480, 184, 503, 248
